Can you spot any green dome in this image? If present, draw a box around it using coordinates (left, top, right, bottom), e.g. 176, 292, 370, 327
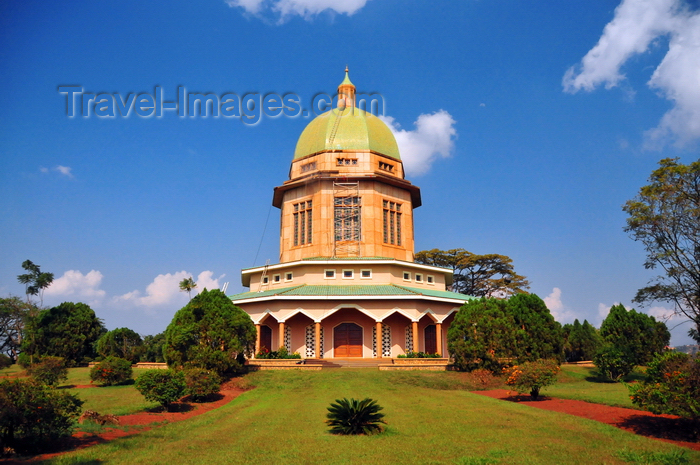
294, 107, 401, 160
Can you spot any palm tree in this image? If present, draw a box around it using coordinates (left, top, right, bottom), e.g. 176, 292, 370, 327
326, 397, 386, 435
178, 277, 197, 300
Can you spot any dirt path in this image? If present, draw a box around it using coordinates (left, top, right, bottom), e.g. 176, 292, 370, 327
474, 389, 700, 452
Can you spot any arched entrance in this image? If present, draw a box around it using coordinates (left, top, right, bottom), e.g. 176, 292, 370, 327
260, 325, 272, 352
424, 324, 437, 354
334, 323, 363, 357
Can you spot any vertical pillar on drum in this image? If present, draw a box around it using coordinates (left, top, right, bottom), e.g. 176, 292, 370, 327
279, 322, 285, 349
436, 323, 443, 356
255, 324, 261, 358
376, 321, 383, 358
315, 322, 321, 359
412, 321, 419, 353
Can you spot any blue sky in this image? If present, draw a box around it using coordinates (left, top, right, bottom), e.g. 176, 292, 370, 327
1, 0, 698, 345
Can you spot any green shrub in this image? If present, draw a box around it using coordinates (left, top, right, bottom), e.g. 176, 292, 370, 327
326, 397, 386, 435
183, 367, 221, 402
629, 351, 700, 422
135, 369, 185, 410
397, 351, 441, 358
503, 359, 560, 400
0, 378, 83, 451
26, 356, 68, 386
89, 356, 133, 386
0, 354, 11, 369
255, 346, 302, 359
593, 343, 636, 381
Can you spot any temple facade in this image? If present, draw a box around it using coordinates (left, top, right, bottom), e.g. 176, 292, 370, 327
229, 70, 470, 359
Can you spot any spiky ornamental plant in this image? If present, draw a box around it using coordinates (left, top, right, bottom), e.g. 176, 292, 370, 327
326, 397, 386, 435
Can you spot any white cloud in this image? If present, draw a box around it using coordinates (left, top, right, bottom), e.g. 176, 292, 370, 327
543, 287, 577, 323
115, 270, 225, 311
225, 0, 370, 22
39, 166, 49, 173
54, 165, 74, 178
563, 0, 700, 147
380, 110, 457, 176
45, 270, 106, 303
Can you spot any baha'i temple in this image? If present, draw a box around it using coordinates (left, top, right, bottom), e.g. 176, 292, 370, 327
229, 70, 470, 360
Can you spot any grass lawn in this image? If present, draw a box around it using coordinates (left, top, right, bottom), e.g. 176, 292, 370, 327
545, 365, 643, 409
45, 369, 698, 465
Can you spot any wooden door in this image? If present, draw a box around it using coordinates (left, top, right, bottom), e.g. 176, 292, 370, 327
334, 323, 363, 357
260, 325, 272, 352
424, 325, 437, 354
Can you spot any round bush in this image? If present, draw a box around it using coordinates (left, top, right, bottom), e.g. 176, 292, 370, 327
0, 378, 83, 451
27, 356, 68, 386
183, 367, 221, 402
0, 354, 12, 369
135, 369, 185, 410
593, 343, 636, 382
89, 356, 133, 386
504, 359, 560, 400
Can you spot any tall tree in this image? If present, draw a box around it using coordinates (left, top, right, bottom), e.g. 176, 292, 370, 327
508, 294, 564, 363
16, 260, 54, 307
414, 248, 529, 297
0, 296, 35, 362
179, 277, 197, 301
623, 158, 700, 343
22, 302, 106, 366
600, 304, 670, 366
95, 327, 143, 363
563, 319, 602, 362
164, 289, 255, 375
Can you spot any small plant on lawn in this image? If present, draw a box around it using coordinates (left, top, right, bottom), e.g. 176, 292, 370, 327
593, 343, 636, 382
183, 367, 221, 402
629, 351, 700, 431
26, 356, 68, 386
90, 356, 133, 386
0, 378, 83, 452
135, 369, 186, 411
504, 359, 560, 400
326, 397, 386, 435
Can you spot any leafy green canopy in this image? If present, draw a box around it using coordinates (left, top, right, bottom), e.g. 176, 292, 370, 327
96, 327, 143, 363
600, 304, 670, 366
623, 158, 700, 342
326, 398, 386, 435
141, 333, 166, 363
563, 319, 602, 362
163, 289, 256, 375
414, 248, 529, 297
22, 302, 106, 366
135, 369, 186, 410
16, 260, 54, 306
447, 294, 563, 372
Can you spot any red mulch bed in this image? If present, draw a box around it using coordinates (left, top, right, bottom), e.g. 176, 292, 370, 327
2, 380, 249, 463
474, 389, 700, 452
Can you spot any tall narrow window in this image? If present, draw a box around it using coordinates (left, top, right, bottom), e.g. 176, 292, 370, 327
293, 200, 313, 246
334, 196, 361, 241
383, 200, 402, 246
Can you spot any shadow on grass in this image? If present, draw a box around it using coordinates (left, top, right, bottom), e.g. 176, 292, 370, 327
145, 402, 194, 413
616, 415, 699, 444
180, 392, 224, 404
500, 393, 553, 402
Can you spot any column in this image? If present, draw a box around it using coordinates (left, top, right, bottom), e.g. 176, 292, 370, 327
436, 323, 443, 357
314, 322, 321, 359
376, 321, 383, 358
412, 321, 419, 353
255, 324, 261, 358
279, 322, 285, 349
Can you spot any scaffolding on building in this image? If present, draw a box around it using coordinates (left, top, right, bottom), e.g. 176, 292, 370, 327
333, 181, 361, 258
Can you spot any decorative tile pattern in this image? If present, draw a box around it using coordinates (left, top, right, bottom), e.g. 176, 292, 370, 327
373, 324, 392, 357
405, 325, 413, 352
305, 324, 324, 358
284, 325, 292, 352
382, 323, 391, 357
